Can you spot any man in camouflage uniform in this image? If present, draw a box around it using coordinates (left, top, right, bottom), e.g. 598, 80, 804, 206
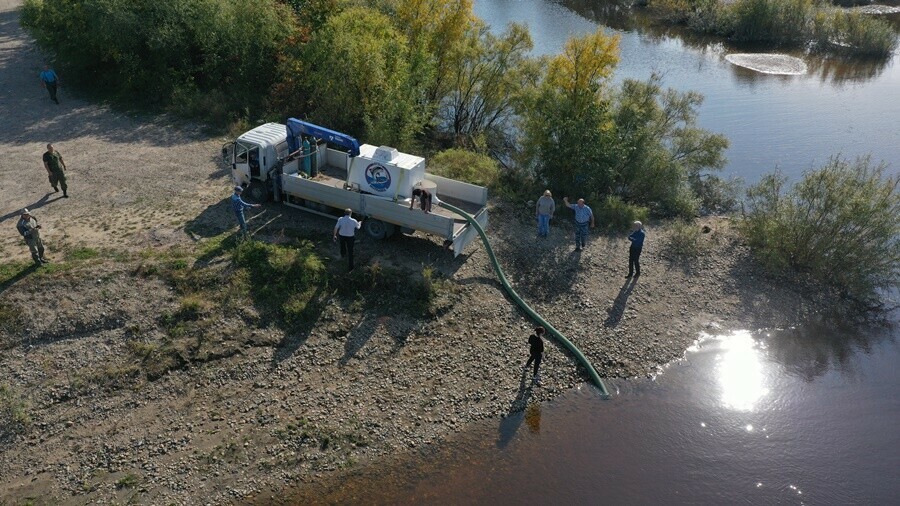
16, 209, 49, 266
42, 143, 68, 197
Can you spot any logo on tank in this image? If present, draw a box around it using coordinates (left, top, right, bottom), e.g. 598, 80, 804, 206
365, 163, 392, 192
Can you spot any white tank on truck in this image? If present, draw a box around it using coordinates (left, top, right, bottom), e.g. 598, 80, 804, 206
348, 145, 426, 199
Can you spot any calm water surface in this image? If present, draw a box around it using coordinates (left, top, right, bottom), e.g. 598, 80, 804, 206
288, 321, 899, 504
279, 3, 900, 503
474, 0, 900, 183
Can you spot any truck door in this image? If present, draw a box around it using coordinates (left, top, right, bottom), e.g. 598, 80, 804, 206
233, 141, 252, 185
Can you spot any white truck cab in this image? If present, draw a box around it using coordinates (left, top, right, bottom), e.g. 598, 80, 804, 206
224, 122, 290, 202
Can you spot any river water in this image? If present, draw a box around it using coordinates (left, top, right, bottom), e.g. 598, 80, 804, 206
289, 320, 899, 504
281, 2, 900, 503
475, 0, 900, 184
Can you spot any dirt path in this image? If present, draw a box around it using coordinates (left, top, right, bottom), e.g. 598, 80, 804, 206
0, 0, 231, 261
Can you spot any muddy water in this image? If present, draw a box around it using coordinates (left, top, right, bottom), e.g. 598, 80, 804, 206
285, 320, 899, 504
474, 0, 900, 184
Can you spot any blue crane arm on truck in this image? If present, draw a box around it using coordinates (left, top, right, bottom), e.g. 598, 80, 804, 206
286, 118, 360, 157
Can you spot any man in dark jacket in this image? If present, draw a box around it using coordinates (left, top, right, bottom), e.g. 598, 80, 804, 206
627, 221, 645, 278
524, 326, 546, 386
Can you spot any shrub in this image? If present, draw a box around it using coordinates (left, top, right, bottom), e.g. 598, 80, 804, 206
742, 156, 900, 307
728, 0, 815, 45
647, 0, 899, 56
429, 148, 501, 189
666, 219, 704, 258
594, 196, 649, 232
691, 174, 742, 214
826, 11, 899, 57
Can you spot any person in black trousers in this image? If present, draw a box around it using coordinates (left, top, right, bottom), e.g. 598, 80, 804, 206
333, 208, 361, 272
409, 187, 432, 213
627, 221, 645, 278
524, 326, 545, 386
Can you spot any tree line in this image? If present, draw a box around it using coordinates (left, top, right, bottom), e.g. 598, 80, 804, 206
21, 0, 898, 308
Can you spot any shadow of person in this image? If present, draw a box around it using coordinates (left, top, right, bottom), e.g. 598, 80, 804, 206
0, 263, 39, 295
496, 368, 533, 449
184, 197, 238, 239
604, 277, 637, 328
0, 193, 64, 224
339, 318, 377, 366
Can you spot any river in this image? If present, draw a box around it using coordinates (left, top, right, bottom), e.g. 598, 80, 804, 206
282, 2, 900, 503
474, 0, 900, 184
288, 320, 899, 504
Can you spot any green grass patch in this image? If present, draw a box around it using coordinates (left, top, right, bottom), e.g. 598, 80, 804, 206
0, 384, 31, 440
115, 473, 140, 489
0, 302, 24, 337
231, 239, 326, 328
66, 247, 100, 261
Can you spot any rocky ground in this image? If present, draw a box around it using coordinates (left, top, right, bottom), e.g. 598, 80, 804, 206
0, 1, 831, 504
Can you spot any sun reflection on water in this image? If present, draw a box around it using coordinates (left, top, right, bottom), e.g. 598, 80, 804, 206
717, 331, 769, 411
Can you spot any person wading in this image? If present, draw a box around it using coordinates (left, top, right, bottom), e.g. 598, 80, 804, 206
333, 208, 361, 272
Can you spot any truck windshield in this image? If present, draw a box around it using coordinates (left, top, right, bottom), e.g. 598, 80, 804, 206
234, 141, 251, 164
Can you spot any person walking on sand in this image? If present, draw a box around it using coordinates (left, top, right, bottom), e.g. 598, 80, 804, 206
42, 144, 68, 197
16, 209, 49, 266
333, 208, 361, 272
409, 187, 433, 214
563, 197, 594, 251
40, 64, 60, 104
627, 220, 645, 278
524, 326, 546, 386
536, 190, 555, 237
231, 186, 261, 235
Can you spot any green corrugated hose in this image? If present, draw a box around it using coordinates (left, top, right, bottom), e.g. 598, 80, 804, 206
440, 201, 610, 397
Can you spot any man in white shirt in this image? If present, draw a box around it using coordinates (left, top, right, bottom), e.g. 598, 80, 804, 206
333, 208, 361, 272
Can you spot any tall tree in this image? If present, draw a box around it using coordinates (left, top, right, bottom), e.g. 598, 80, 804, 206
519, 29, 620, 198
441, 22, 538, 149
302, 6, 426, 149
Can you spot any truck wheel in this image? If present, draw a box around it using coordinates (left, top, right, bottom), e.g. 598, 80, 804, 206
364, 219, 396, 240
247, 180, 270, 202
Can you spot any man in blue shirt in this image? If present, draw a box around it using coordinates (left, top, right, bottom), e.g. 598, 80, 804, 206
563, 197, 595, 251
231, 186, 260, 235
627, 221, 645, 277
40, 65, 59, 104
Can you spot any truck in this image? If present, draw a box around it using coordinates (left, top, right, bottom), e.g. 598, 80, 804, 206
223, 119, 488, 256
